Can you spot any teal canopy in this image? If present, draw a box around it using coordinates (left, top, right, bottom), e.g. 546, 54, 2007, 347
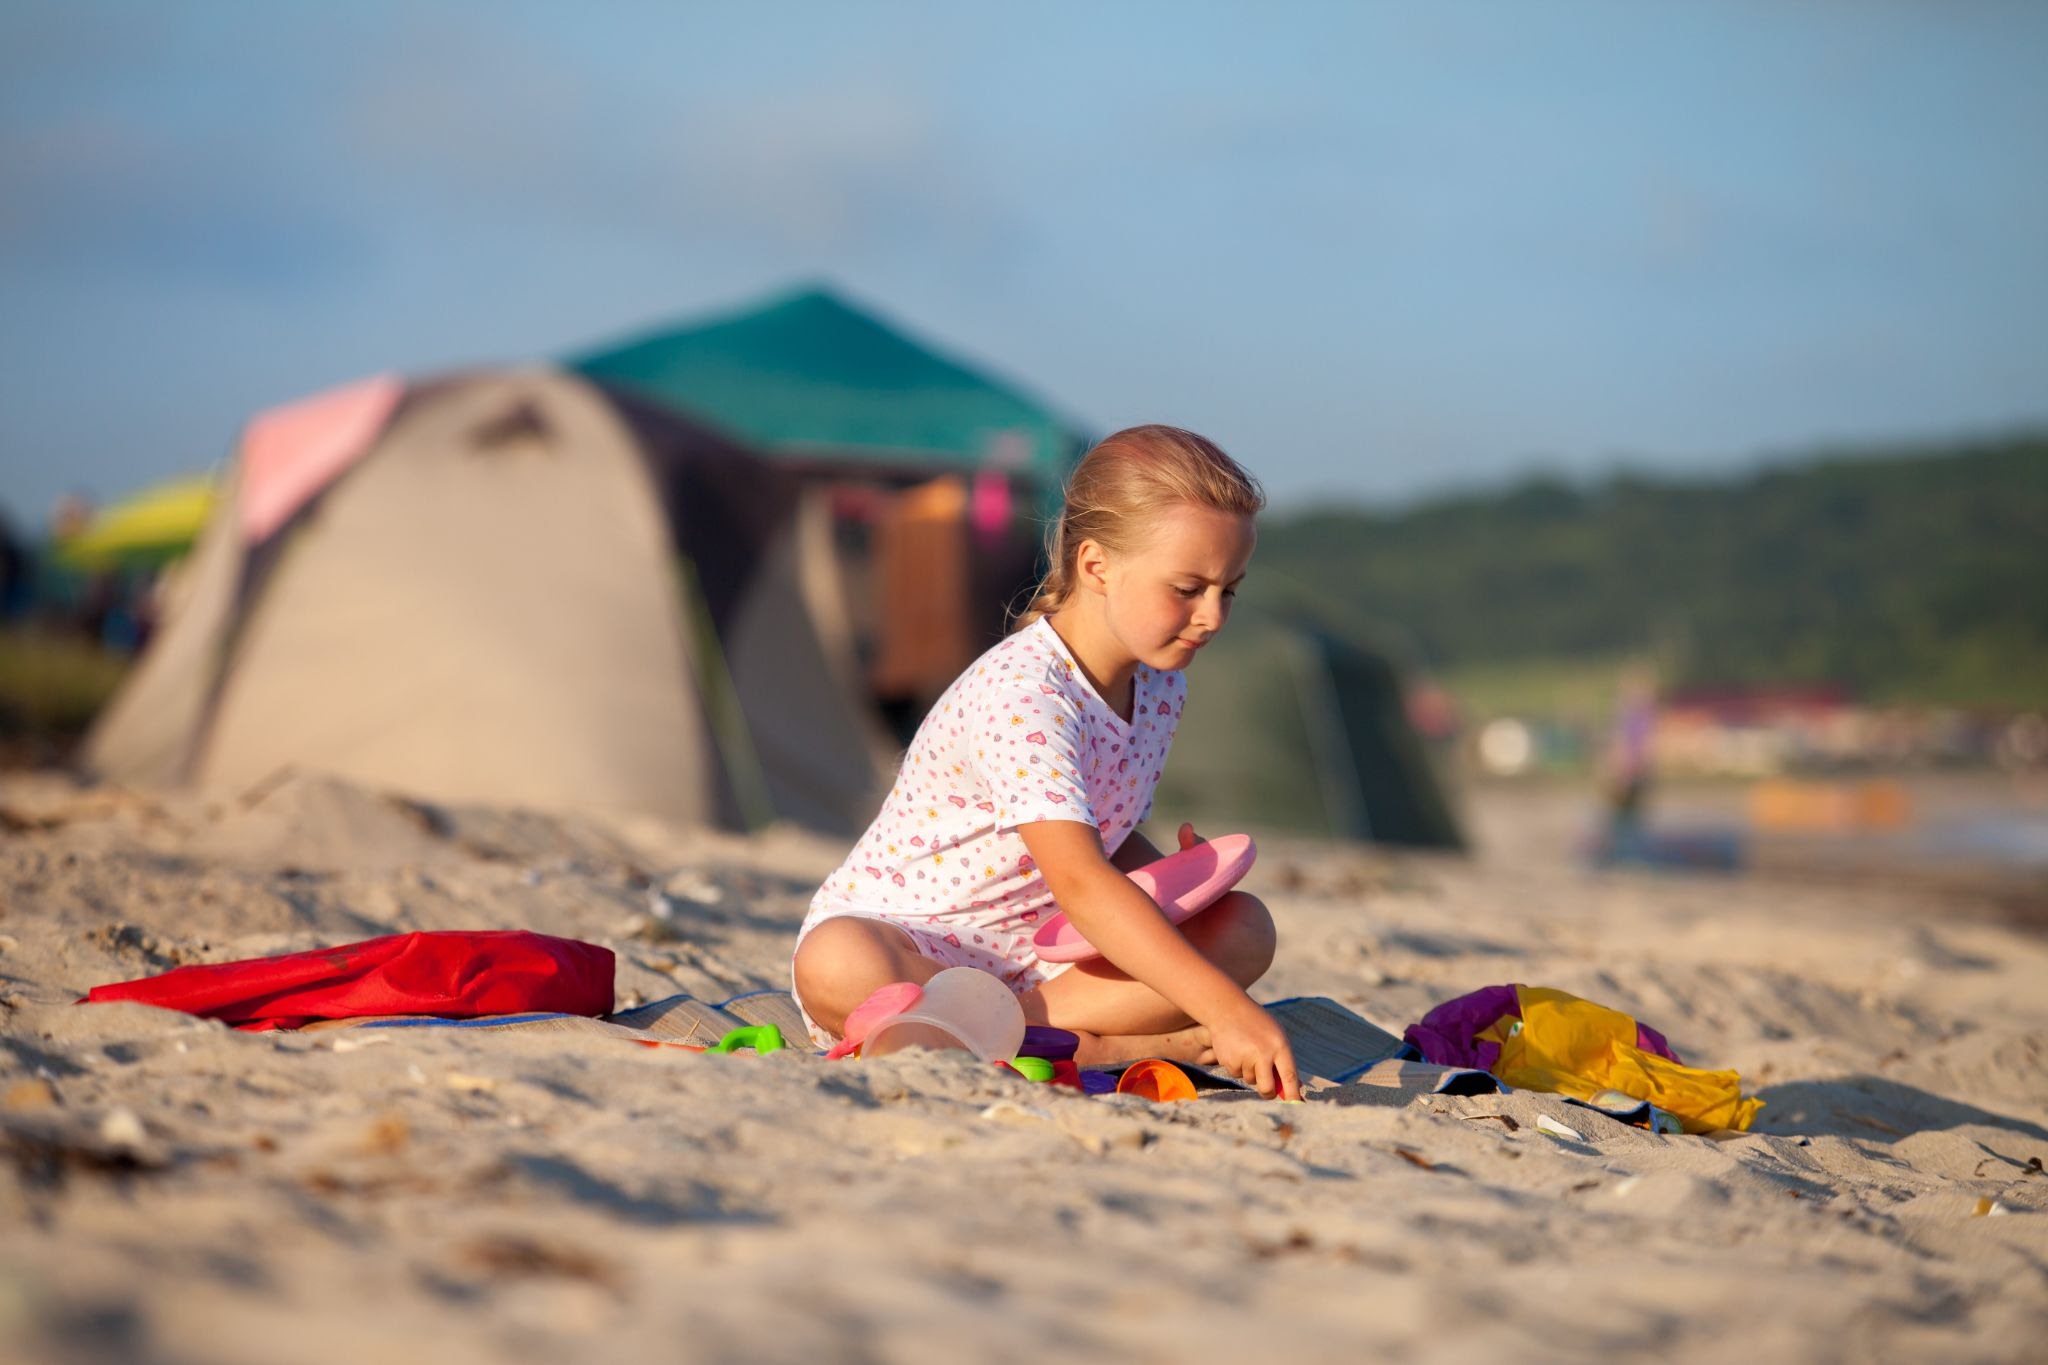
571, 284, 1088, 492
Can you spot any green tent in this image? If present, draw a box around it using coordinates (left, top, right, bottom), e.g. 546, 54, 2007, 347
570, 283, 1088, 494
1152, 602, 1464, 849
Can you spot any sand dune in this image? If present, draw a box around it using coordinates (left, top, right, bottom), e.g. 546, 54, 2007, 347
2, 770, 2044, 1363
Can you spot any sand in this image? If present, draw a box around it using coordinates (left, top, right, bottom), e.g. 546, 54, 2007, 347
2, 769, 2045, 1364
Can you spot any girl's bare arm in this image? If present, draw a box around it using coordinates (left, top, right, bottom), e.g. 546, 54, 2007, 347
1023, 819, 1297, 1097
1020, 821, 1268, 1038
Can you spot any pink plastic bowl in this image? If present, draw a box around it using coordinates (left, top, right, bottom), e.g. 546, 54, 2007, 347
1031, 833, 1257, 964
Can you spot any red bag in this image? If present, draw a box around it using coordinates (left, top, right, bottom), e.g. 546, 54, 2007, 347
82, 930, 614, 1032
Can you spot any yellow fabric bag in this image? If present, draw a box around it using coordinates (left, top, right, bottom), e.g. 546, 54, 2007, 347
1482, 985, 1763, 1134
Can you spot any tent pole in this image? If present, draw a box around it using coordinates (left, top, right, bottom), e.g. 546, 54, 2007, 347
1289, 631, 1373, 841
672, 554, 776, 832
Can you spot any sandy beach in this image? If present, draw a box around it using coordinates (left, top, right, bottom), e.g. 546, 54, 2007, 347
2, 769, 2045, 1364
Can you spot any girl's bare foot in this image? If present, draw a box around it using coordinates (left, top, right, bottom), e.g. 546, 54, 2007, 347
1070, 1024, 1215, 1069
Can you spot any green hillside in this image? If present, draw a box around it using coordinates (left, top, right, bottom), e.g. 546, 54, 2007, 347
1256, 433, 2048, 709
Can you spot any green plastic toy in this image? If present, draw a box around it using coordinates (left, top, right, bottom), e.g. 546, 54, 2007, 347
708, 1024, 785, 1055
1007, 1056, 1055, 1083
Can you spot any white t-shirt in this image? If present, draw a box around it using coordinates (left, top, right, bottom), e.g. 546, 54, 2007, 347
806, 616, 1186, 962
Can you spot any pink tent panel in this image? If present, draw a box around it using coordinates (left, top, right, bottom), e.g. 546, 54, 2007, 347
238, 373, 406, 543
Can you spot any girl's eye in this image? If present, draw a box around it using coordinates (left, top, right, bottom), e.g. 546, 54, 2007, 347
1174, 585, 1201, 598
1222, 588, 1237, 599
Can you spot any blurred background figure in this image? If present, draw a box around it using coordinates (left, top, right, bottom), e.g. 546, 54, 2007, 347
1597, 663, 1659, 863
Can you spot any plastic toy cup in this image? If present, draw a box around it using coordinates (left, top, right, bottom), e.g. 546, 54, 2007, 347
1115, 1058, 1197, 1102
823, 981, 925, 1060
860, 967, 1026, 1063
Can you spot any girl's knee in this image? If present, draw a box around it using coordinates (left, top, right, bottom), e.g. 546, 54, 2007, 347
793, 918, 926, 1029
1206, 890, 1276, 984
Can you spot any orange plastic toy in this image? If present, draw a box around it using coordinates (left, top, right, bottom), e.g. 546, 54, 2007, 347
1115, 1058, 1197, 1102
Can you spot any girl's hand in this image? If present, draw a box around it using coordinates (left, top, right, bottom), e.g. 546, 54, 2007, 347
1206, 994, 1301, 1100
1176, 822, 1207, 852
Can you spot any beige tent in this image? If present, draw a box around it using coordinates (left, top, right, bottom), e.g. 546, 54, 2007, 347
84, 368, 892, 832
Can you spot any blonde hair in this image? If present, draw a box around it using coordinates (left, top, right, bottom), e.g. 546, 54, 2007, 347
1013, 424, 1265, 629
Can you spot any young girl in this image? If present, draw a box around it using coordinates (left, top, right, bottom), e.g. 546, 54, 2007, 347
792, 425, 1299, 1099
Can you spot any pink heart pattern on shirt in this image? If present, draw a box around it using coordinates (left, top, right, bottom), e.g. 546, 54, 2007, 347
801, 617, 1186, 982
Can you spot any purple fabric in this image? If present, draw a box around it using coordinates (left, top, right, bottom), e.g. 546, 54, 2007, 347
1635, 1020, 1682, 1065
1403, 984, 1519, 1070
1079, 1068, 1120, 1095
1403, 982, 1686, 1069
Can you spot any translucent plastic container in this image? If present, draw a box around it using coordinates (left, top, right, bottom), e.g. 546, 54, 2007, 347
862, 966, 1026, 1062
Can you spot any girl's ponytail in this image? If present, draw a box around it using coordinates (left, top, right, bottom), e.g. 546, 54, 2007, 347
1013, 518, 1073, 629
1012, 425, 1263, 631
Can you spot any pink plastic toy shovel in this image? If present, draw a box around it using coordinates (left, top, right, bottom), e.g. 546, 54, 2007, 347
1031, 833, 1258, 964
822, 981, 924, 1059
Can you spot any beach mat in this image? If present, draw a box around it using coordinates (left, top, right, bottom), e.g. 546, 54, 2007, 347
342, 992, 1421, 1075
343, 995, 1686, 1127
1263, 996, 1413, 1084
335, 991, 1509, 1106
329, 990, 1700, 1130
593, 992, 1416, 1080
610, 989, 807, 1043
1302, 1059, 1505, 1106
343, 988, 808, 1051
352, 1012, 669, 1041
1152, 996, 1498, 1096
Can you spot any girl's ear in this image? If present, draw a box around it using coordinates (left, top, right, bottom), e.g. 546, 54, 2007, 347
1073, 537, 1113, 597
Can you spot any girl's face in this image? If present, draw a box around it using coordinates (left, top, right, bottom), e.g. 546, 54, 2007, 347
1086, 502, 1256, 672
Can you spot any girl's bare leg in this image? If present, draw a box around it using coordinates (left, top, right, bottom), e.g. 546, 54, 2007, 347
792, 916, 942, 1038
1020, 891, 1277, 1067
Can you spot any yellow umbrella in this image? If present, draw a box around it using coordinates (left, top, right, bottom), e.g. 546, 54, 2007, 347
55, 474, 218, 570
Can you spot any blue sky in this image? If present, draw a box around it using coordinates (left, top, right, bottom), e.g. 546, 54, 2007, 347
3, 1, 2044, 525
